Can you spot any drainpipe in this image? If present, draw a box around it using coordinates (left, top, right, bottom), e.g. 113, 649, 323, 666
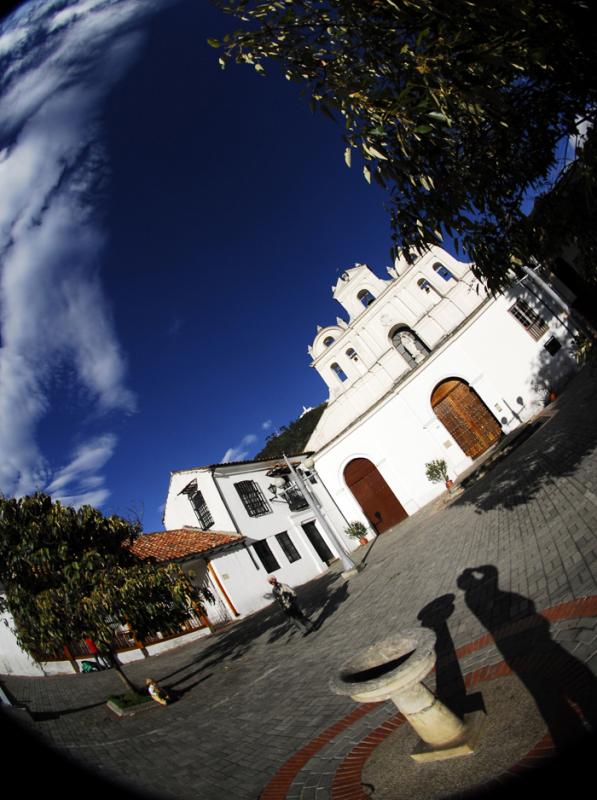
210, 466, 260, 571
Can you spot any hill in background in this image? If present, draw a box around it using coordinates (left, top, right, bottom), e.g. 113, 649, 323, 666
256, 403, 327, 459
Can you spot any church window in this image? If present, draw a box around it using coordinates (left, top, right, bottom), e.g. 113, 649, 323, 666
331, 362, 348, 382
357, 289, 375, 308
508, 299, 548, 341
323, 336, 335, 347
417, 278, 432, 293
433, 263, 454, 281
346, 348, 358, 361
188, 489, 214, 530
234, 481, 272, 517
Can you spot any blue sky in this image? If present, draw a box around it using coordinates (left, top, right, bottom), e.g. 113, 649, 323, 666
0, 0, 420, 532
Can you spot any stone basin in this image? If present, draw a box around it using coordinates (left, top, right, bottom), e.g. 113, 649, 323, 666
330, 628, 436, 704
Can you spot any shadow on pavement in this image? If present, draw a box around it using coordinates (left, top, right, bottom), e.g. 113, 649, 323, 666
418, 593, 485, 719
457, 564, 597, 750
157, 571, 348, 688
451, 358, 597, 513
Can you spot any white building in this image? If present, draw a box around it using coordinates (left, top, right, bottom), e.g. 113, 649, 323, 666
163, 454, 359, 617
305, 246, 579, 531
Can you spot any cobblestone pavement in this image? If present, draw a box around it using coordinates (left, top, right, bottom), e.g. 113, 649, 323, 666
2, 363, 597, 800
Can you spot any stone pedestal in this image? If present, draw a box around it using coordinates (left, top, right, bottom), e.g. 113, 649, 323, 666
330, 628, 485, 762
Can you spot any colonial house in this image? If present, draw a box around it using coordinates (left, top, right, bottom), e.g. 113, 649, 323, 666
162, 454, 359, 618
0, 529, 243, 677
305, 246, 580, 532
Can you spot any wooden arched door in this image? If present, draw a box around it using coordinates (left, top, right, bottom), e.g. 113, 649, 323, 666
344, 458, 408, 533
431, 378, 502, 459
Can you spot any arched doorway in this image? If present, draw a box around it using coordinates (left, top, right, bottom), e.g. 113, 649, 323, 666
431, 378, 502, 459
344, 458, 408, 533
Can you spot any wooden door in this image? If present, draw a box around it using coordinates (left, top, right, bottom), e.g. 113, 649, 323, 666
431, 379, 502, 459
344, 458, 408, 533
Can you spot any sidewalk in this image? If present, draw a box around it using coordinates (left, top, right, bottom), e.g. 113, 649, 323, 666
2, 362, 596, 800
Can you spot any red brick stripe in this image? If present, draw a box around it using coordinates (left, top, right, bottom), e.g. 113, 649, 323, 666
259, 596, 597, 800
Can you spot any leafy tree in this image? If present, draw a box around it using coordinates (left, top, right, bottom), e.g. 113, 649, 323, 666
0, 494, 204, 693
212, 0, 596, 290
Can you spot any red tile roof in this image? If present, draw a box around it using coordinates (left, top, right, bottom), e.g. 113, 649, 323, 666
128, 528, 244, 563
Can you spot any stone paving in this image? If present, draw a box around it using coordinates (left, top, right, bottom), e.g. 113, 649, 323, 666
2, 361, 597, 800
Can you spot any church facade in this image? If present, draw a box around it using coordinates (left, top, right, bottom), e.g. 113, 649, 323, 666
306, 246, 579, 532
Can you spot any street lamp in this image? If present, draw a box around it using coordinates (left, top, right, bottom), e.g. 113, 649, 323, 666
282, 454, 359, 576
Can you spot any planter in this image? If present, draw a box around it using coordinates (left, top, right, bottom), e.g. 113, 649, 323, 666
359, 536, 368, 545
445, 479, 454, 492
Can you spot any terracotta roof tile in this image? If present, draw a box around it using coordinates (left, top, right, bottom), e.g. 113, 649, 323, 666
128, 528, 244, 563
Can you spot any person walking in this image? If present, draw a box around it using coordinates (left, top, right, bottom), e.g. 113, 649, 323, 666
268, 576, 315, 635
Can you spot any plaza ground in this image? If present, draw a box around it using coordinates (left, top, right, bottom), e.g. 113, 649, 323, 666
2, 361, 596, 800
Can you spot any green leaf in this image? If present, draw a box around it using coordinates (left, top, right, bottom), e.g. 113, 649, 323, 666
206, 38, 220, 48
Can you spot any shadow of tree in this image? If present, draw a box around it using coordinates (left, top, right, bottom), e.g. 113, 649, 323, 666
154, 571, 347, 688
457, 565, 597, 751
451, 355, 597, 513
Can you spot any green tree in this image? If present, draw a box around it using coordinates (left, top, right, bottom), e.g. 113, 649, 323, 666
212, 0, 596, 290
0, 494, 204, 693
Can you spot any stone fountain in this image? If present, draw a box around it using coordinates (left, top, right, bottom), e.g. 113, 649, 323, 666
330, 628, 485, 761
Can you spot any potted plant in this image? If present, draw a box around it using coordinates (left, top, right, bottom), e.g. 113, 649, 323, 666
344, 520, 369, 545
425, 459, 453, 492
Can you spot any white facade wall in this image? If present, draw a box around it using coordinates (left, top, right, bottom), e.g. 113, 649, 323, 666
310, 275, 579, 527
0, 608, 46, 676
163, 458, 358, 619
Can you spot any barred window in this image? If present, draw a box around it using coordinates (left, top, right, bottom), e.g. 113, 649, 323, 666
234, 480, 271, 517
188, 490, 214, 530
508, 299, 548, 341
283, 483, 309, 512
253, 539, 280, 573
276, 532, 301, 563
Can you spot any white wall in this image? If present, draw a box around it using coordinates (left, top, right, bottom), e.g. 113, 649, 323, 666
313, 281, 579, 525
0, 609, 46, 676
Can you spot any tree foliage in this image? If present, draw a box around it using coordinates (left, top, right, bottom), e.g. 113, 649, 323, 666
212, 0, 596, 290
256, 402, 326, 458
0, 494, 202, 677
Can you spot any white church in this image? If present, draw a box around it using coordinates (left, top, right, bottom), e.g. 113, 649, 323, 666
304, 246, 579, 532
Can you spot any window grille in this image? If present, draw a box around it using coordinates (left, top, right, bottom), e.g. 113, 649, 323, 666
283, 483, 309, 511
276, 532, 301, 563
253, 539, 280, 573
234, 480, 271, 517
346, 347, 358, 361
189, 490, 214, 530
508, 299, 548, 341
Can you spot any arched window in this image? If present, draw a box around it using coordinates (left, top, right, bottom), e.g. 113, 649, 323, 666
323, 336, 335, 347
346, 348, 358, 362
391, 326, 430, 368
331, 363, 348, 382
417, 278, 432, 294
357, 289, 375, 308
433, 262, 454, 281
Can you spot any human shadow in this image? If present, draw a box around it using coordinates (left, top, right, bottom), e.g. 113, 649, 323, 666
457, 565, 597, 751
417, 594, 485, 719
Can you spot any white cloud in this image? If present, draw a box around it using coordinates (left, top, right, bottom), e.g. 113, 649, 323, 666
261, 419, 273, 431
0, 0, 167, 503
221, 434, 258, 464
45, 434, 116, 509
